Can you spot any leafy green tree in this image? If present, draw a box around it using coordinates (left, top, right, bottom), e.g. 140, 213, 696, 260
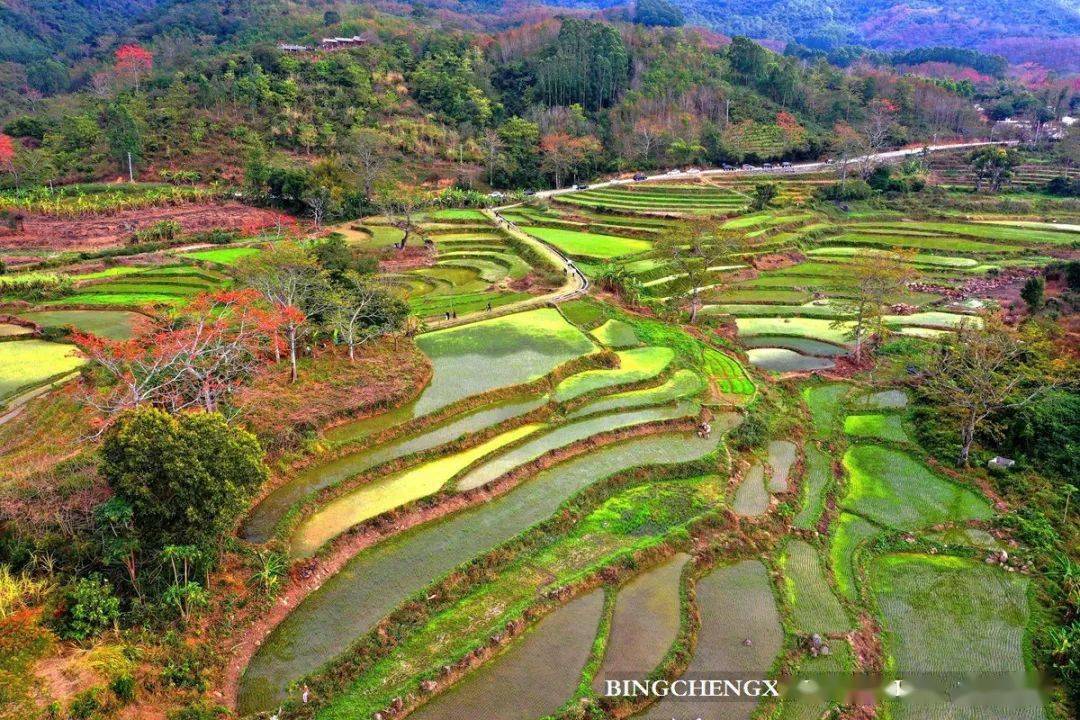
100, 407, 267, 555
408, 50, 492, 126
969, 146, 1019, 192
921, 319, 1063, 466
750, 182, 777, 210
535, 19, 630, 111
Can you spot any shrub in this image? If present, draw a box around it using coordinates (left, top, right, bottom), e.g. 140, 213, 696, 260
110, 674, 136, 702
1044, 176, 1080, 197
167, 701, 227, 720
1021, 276, 1044, 310
61, 575, 120, 641
817, 179, 873, 201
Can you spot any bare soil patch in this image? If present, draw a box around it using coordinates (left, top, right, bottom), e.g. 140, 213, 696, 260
0, 202, 284, 254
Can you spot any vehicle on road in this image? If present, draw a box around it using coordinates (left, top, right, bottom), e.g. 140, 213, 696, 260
633, 173, 647, 181
574, 183, 589, 190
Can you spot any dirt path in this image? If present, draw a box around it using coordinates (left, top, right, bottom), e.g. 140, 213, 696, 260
420, 208, 587, 331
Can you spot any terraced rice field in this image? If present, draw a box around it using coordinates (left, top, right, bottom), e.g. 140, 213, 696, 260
841, 445, 992, 530
844, 413, 910, 443
370, 217, 545, 320
593, 554, 690, 690
238, 431, 723, 712
736, 317, 853, 346
794, 443, 831, 529
179, 246, 261, 264
639, 560, 783, 720
453, 404, 700, 492
872, 554, 1045, 720
412, 308, 597, 415
553, 346, 675, 401
289, 423, 544, 557
733, 463, 769, 517
230, 182, 1062, 720
748, 347, 835, 372
243, 397, 546, 542
403, 590, 605, 720
829, 512, 882, 600
555, 185, 746, 215
520, 226, 651, 259
0, 340, 86, 403
46, 264, 228, 307
566, 369, 705, 419
18, 309, 145, 339
781, 539, 849, 634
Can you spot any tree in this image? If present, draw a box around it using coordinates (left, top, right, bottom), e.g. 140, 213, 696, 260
329, 273, 408, 360
75, 290, 283, 415
305, 185, 332, 229
105, 100, 143, 179
921, 319, 1063, 466
0, 133, 17, 188
750, 182, 777, 211
969, 146, 1019, 193
100, 406, 267, 554
657, 219, 746, 323
61, 575, 120, 641
858, 98, 898, 177
829, 251, 914, 363
540, 133, 600, 188
341, 128, 392, 201
1021, 276, 1045, 311
114, 44, 153, 92
374, 182, 430, 248
236, 244, 333, 382
831, 122, 863, 185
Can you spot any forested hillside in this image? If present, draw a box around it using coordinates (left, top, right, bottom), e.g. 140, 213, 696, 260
2, 1, 1020, 222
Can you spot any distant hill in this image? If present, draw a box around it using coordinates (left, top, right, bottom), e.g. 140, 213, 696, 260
542, 0, 1080, 69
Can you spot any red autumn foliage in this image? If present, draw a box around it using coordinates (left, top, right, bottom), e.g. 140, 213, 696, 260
73, 289, 299, 419
115, 44, 153, 88
0, 133, 15, 167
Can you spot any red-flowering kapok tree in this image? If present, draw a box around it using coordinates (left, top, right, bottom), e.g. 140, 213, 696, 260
0, 133, 18, 187
74, 289, 296, 421
115, 44, 153, 91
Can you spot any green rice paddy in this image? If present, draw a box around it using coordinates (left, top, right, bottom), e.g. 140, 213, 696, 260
0, 340, 86, 403
872, 553, 1045, 719
794, 443, 831, 529
841, 445, 992, 530
18, 310, 144, 339
553, 346, 674, 402
414, 308, 597, 415
781, 539, 850, 634
179, 246, 261, 264
589, 318, 640, 348
844, 414, 910, 443
566, 369, 705, 420
290, 423, 544, 556
520, 226, 651, 259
